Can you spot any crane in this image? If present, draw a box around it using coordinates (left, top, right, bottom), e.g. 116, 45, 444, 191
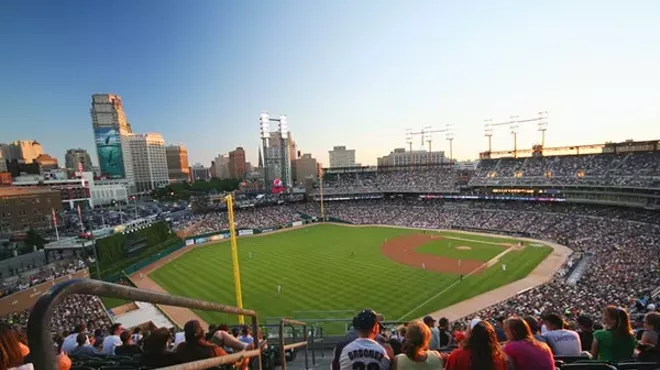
484, 111, 548, 158
405, 124, 454, 166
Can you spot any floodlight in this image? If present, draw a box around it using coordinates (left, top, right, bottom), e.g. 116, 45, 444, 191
510, 116, 519, 134
423, 125, 433, 142
405, 128, 413, 143
279, 115, 288, 139
259, 112, 270, 138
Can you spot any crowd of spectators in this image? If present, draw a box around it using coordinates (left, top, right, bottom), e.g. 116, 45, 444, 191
172, 205, 303, 235
1, 258, 88, 297
295, 199, 660, 321
471, 151, 660, 188
322, 167, 459, 194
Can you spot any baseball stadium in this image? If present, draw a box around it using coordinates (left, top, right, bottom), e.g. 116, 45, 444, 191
3, 138, 660, 370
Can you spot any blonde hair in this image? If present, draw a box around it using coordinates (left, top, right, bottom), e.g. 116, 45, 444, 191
403, 320, 430, 360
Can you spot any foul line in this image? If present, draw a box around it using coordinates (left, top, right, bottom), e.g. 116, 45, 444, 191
394, 253, 501, 322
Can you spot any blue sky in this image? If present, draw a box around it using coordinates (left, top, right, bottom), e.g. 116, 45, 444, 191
1, 0, 659, 166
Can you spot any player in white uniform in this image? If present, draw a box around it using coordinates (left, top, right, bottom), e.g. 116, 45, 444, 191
502, 264, 507, 272
335, 309, 391, 370
277, 284, 282, 296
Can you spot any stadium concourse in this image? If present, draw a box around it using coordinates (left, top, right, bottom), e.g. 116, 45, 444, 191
1, 150, 660, 369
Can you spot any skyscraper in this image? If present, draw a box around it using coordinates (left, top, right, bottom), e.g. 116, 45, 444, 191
165, 144, 190, 181
228, 147, 246, 179
128, 133, 169, 193
65, 148, 93, 171
213, 154, 230, 179
90, 94, 135, 189
5, 140, 44, 163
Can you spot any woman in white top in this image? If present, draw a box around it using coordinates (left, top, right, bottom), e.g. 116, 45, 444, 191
393, 320, 444, 370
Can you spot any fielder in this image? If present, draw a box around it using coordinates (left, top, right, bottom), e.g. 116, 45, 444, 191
422, 263, 426, 270
249, 252, 253, 259
502, 264, 507, 272
277, 284, 282, 296
139, 273, 144, 279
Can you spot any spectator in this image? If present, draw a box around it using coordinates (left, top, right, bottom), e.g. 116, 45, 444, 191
141, 328, 179, 368
437, 317, 454, 348
542, 313, 582, 356
101, 323, 123, 355
523, 316, 546, 344
502, 318, 554, 370
333, 309, 391, 370
493, 317, 507, 342
445, 320, 507, 370
175, 320, 227, 364
591, 306, 636, 362
422, 316, 440, 351
0, 324, 30, 370
114, 330, 143, 356
92, 329, 104, 350
131, 327, 143, 345
576, 315, 594, 352
393, 320, 443, 370
640, 311, 660, 347
68, 333, 98, 357
61, 324, 89, 355
211, 324, 254, 353
237, 325, 254, 346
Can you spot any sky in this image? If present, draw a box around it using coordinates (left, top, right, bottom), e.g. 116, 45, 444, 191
1, 0, 660, 167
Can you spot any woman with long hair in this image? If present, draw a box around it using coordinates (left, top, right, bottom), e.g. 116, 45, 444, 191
393, 320, 443, 370
445, 320, 507, 370
0, 324, 27, 370
503, 318, 554, 370
591, 306, 636, 362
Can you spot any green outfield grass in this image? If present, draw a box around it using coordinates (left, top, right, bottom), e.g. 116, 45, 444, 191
149, 224, 552, 332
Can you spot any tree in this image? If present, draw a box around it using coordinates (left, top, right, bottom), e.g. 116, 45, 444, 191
24, 228, 46, 252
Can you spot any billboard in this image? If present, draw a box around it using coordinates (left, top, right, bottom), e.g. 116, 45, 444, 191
95, 128, 125, 178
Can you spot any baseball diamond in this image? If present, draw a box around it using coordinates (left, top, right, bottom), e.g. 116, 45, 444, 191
138, 224, 555, 332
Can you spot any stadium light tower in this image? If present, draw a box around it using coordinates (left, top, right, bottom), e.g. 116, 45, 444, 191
259, 113, 271, 184
423, 125, 433, 165
258, 112, 291, 188
445, 124, 454, 164
510, 115, 519, 158
538, 111, 549, 147
484, 119, 494, 153
405, 128, 414, 172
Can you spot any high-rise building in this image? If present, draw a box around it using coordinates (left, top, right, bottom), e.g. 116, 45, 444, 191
128, 133, 169, 193
294, 153, 318, 181
5, 140, 44, 163
213, 154, 230, 179
266, 132, 293, 187
377, 148, 445, 167
34, 154, 59, 171
165, 144, 190, 181
65, 148, 93, 172
328, 146, 356, 168
90, 94, 135, 189
189, 164, 210, 183
228, 147, 246, 179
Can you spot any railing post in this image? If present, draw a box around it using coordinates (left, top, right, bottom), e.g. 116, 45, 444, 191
279, 319, 287, 370
310, 325, 316, 366
252, 314, 263, 370
303, 324, 309, 370
320, 326, 325, 358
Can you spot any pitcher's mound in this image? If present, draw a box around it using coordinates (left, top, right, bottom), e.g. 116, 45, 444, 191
456, 246, 472, 250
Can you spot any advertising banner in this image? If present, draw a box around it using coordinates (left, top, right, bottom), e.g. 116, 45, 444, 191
261, 229, 273, 234
292, 221, 303, 227
209, 234, 223, 241
185, 239, 195, 246
195, 237, 209, 244
238, 229, 254, 236
95, 127, 125, 178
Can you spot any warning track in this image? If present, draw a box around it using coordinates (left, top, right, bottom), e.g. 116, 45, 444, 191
381, 234, 486, 274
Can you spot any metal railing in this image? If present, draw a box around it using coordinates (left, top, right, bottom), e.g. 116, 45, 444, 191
27, 279, 263, 370
279, 318, 309, 370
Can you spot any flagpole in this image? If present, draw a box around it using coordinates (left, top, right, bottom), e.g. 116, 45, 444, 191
52, 209, 60, 241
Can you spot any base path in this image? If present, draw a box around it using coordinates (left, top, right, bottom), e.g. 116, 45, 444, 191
381, 234, 485, 274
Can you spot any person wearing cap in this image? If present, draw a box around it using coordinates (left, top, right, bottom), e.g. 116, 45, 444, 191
332, 309, 392, 370
61, 323, 89, 354
422, 316, 440, 351
576, 315, 594, 351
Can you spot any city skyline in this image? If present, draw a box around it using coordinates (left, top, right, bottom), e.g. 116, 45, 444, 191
2, 1, 660, 167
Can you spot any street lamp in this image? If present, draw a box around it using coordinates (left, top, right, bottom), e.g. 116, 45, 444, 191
484, 119, 494, 153
423, 125, 433, 165
537, 111, 549, 147
445, 124, 454, 164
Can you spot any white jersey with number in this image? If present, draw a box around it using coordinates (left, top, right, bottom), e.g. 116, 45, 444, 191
338, 338, 390, 370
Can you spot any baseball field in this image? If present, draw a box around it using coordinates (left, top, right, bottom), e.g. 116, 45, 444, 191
146, 224, 552, 330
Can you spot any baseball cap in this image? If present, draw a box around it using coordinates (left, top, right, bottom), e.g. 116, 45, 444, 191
353, 309, 379, 331
423, 315, 436, 325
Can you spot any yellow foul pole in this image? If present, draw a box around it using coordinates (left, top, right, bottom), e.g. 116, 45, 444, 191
319, 168, 325, 221
225, 194, 244, 324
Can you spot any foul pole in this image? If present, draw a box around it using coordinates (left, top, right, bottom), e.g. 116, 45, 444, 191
225, 194, 245, 324
319, 168, 325, 221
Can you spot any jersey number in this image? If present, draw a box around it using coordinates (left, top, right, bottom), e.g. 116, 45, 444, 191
352, 362, 380, 370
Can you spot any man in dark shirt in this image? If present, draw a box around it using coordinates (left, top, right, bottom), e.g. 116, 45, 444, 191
494, 317, 507, 342
115, 330, 143, 356
576, 315, 594, 351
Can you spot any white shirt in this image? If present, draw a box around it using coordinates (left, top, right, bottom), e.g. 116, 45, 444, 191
62, 333, 89, 354
173, 332, 186, 348
542, 329, 582, 356
102, 335, 122, 355
338, 338, 390, 370
131, 333, 143, 343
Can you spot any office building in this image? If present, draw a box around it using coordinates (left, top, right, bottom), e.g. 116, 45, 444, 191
65, 148, 93, 172
265, 132, 294, 187
295, 153, 318, 181
128, 133, 169, 193
328, 146, 356, 168
34, 154, 59, 171
0, 187, 62, 233
3, 140, 44, 164
377, 148, 445, 167
190, 164, 210, 182
228, 147, 247, 179
213, 154, 230, 179
90, 94, 135, 189
165, 144, 190, 181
